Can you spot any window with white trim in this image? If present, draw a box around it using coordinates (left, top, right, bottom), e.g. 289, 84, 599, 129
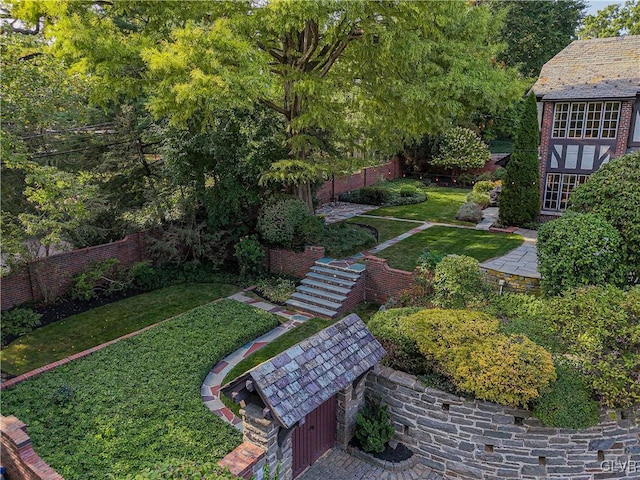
552, 101, 620, 139
543, 173, 589, 211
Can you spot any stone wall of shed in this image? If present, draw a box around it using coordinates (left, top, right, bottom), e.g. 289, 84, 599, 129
367, 366, 640, 480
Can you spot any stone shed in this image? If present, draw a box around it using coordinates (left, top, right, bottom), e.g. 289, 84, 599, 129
221, 313, 385, 479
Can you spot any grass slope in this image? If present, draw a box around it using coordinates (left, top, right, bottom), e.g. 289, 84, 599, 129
369, 186, 472, 225
1, 283, 240, 376
378, 226, 524, 272
1, 300, 279, 480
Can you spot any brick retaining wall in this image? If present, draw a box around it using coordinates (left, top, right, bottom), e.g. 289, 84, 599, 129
367, 366, 640, 480
1, 233, 148, 311
363, 256, 415, 304
316, 157, 403, 204
266, 246, 326, 278
0, 415, 63, 480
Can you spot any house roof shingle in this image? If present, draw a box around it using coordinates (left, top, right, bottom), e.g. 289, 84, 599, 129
222, 313, 385, 429
532, 35, 640, 101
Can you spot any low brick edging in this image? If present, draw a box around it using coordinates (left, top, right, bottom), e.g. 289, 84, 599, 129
1, 415, 63, 480
367, 365, 640, 480
218, 442, 265, 480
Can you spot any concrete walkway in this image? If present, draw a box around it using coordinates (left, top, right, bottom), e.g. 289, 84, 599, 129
297, 449, 443, 480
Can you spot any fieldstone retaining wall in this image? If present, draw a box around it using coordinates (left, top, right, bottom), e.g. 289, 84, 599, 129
367, 366, 640, 480
0, 415, 63, 480
481, 267, 541, 295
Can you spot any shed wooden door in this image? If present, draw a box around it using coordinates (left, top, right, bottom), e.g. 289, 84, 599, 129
292, 395, 337, 478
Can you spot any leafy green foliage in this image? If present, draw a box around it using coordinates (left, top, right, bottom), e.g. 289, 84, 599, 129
255, 277, 297, 304
355, 399, 395, 454
578, 0, 640, 38
257, 198, 323, 250
499, 93, 540, 226
538, 212, 626, 296
374, 308, 555, 408
532, 360, 600, 429
1, 308, 42, 346
431, 127, 491, 170
544, 286, 640, 408
432, 255, 490, 309
491, 0, 587, 77
318, 223, 376, 258
126, 461, 238, 480
1, 300, 279, 478
71, 259, 131, 301
456, 202, 483, 223
568, 151, 640, 282
234, 235, 265, 280
339, 183, 426, 207
465, 191, 490, 209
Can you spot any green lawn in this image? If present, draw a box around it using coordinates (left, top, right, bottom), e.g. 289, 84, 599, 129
344, 216, 419, 243
377, 226, 524, 272
1, 283, 240, 376
1, 300, 279, 479
368, 186, 473, 224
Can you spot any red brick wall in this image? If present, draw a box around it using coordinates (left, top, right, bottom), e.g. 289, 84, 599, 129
338, 274, 366, 315
1, 415, 63, 480
1, 233, 148, 311
363, 256, 414, 304
316, 157, 403, 204
539, 101, 554, 203
615, 100, 634, 156
266, 246, 325, 278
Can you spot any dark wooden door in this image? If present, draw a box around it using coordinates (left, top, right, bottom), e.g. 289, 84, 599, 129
292, 395, 337, 478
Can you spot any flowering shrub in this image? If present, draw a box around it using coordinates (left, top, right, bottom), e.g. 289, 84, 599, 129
431, 127, 491, 170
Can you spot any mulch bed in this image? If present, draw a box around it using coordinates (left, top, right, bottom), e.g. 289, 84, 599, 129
349, 437, 414, 463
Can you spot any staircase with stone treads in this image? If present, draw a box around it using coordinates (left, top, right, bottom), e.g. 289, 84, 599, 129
286, 259, 365, 318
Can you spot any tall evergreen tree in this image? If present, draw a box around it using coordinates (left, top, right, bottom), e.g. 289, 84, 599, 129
499, 93, 540, 226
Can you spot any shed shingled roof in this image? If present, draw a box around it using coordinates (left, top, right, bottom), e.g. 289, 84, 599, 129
532, 35, 640, 101
222, 313, 385, 429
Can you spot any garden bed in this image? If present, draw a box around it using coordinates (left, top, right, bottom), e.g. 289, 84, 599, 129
347, 438, 417, 472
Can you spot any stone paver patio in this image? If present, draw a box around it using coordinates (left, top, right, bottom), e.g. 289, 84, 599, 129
297, 449, 443, 480
316, 202, 380, 224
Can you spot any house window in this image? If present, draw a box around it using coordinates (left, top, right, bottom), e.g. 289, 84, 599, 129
552, 101, 620, 139
544, 173, 589, 211
601, 102, 620, 138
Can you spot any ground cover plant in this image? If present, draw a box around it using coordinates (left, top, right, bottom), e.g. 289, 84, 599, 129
1, 283, 240, 376
318, 222, 376, 258
369, 186, 472, 224
377, 226, 523, 272
338, 179, 427, 207
344, 216, 418, 243
1, 300, 279, 479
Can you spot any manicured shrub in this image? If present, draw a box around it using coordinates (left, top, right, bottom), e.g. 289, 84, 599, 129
431, 127, 491, 170
129, 261, 158, 291
456, 172, 475, 187
367, 307, 429, 374
568, 151, 640, 281
357, 186, 394, 205
472, 180, 499, 194
319, 223, 376, 258
538, 212, 626, 296
255, 277, 296, 304
545, 285, 640, 408
492, 166, 507, 181
499, 93, 540, 226
257, 198, 323, 249
454, 334, 556, 407
416, 249, 444, 273
384, 190, 427, 206
1, 308, 42, 346
465, 191, 490, 209
338, 182, 426, 207
432, 255, 489, 308
234, 235, 265, 279
399, 185, 418, 197
355, 398, 395, 453
532, 360, 600, 429
456, 202, 483, 223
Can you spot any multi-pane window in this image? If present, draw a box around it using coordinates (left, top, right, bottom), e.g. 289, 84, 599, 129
543, 173, 589, 211
552, 101, 620, 139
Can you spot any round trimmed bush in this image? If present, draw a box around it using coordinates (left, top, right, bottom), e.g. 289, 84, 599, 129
456, 202, 483, 223
538, 212, 626, 296
465, 191, 490, 209
432, 255, 489, 308
431, 127, 491, 170
257, 198, 323, 249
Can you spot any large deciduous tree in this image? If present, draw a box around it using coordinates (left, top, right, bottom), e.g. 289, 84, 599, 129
578, 0, 640, 39
498, 93, 540, 226
8, 0, 520, 212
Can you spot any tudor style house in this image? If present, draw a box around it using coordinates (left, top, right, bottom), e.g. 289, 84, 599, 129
532, 35, 640, 215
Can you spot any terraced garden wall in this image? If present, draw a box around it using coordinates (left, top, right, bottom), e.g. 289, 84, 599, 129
367, 366, 640, 480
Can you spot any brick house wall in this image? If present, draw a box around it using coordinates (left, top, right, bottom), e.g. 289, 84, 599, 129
1, 233, 148, 311
616, 100, 634, 156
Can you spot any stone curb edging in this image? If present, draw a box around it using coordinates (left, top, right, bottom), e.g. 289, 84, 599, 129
346, 444, 419, 472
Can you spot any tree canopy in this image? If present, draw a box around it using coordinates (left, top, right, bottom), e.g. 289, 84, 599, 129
578, 0, 640, 39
